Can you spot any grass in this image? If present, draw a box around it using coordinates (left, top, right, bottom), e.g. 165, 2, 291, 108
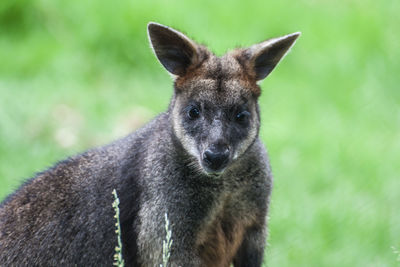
161, 213, 173, 267
1, 0, 399, 266
112, 189, 124, 267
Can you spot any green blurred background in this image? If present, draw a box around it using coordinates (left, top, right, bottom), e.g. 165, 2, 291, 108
1, 0, 399, 265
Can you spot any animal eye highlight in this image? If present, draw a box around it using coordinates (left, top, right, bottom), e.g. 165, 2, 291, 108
235, 110, 250, 123
188, 107, 200, 119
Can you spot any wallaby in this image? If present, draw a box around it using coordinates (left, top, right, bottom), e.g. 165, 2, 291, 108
0, 22, 300, 266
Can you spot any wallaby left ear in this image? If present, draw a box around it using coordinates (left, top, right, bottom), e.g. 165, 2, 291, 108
148, 22, 200, 77
241, 32, 301, 81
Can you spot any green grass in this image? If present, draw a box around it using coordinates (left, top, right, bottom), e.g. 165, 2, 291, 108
1, 0, 399, 266
112, 189, 124, 267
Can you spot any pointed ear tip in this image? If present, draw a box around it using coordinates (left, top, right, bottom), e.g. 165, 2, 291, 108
147, 22, 168, 31
289, 31, 302, 39
279, 32, 301, 44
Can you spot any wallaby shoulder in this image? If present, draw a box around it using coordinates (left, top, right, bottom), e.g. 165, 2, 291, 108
0, 112, 169, 265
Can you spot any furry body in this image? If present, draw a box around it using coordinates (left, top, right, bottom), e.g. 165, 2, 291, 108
0, 23, 299, 266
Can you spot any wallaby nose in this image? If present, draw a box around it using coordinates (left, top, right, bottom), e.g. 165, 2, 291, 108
202, 145, 230, 172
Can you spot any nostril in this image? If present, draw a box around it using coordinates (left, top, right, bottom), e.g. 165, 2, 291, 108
203, 149, 219, 164
203, 150, 213, 164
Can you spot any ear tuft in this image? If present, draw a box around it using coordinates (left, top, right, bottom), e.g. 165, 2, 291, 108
147, 22, 199, 76
242, 32, 301, 81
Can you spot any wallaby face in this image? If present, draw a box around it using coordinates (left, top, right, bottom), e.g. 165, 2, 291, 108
148, 23, 300, 175
170, 63, 260, 174
0, 22, 300, 267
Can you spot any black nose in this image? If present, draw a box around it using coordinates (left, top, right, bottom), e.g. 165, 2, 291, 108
202, 145, 230, 172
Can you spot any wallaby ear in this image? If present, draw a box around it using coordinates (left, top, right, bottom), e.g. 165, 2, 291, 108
148, 22, 199, 76
242, 32, 301, 81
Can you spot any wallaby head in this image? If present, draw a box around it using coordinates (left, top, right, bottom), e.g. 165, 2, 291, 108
148, 22, 299, 175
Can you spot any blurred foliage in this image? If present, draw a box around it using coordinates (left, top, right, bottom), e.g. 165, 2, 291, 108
0, 0, 399, 266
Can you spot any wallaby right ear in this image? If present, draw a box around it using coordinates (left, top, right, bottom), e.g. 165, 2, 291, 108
148, 22, 199, 76
239, 32, 301, 81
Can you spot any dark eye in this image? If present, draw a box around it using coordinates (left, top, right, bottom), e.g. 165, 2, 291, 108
188, 107, 200, 119
235, 110, 250, 123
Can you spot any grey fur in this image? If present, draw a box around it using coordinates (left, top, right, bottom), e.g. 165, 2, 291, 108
0, 22, 299, 266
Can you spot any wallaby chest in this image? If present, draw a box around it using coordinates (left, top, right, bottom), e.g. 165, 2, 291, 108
194, 191, 257, 267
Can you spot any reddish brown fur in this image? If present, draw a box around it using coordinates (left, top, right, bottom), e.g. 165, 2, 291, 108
195, 195, 257, 267
197, 220, 245, 267
175, 50, 261, 97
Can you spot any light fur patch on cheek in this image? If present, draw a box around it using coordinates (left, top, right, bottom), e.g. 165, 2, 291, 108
172, 104, 200, 159
233, 127, 257, 160
233, 107, 258, 159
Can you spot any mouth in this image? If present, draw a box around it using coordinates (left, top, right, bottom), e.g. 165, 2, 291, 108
201, 156, 229, 176
201, 166, 226, 176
